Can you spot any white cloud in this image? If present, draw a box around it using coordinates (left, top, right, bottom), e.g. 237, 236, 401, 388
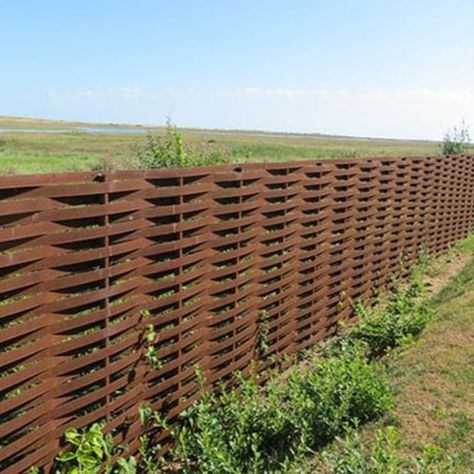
217, 87, 473, 104
117, 87, 143, 99
48, 86, 143, 100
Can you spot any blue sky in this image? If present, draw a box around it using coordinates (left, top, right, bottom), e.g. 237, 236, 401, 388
1, 0, 473, 139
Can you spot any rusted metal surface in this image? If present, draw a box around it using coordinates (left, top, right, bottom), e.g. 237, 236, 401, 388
1, 155, 473, 472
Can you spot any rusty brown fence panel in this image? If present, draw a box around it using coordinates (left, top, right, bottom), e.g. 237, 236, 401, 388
1, 155, 473, 472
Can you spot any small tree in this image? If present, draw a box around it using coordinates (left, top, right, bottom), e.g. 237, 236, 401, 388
136, 118, 230, 169
440, 120, 471, 155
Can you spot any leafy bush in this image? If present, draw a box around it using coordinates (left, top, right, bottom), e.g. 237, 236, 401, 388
352, 276, 432, 356
320, 426, 456, 473
440, 121, 471, 155
55, 421, 114, 473
171, 346, 392, 473
174, 374, 296, 473
284, 344, 393, 447
55, 421, 137, 474
136, 119, 230, 169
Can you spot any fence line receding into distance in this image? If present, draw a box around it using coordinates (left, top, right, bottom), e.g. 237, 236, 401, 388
1, 154, 474, 472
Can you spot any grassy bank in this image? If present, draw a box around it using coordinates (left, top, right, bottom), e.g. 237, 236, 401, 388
389, 249, 474, 468
0, 115, 450, 174
307, 236, 474, 472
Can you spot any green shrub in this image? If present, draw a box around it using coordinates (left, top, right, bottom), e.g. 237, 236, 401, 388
55, 421, 137, 474
136, 119, 229, 169
175, 374, 297, 473
352, 277, 432, 356
55, 422, 114, 473
284, 344, 393, 448
440, 121, 471, 156
171, 347, 392, 473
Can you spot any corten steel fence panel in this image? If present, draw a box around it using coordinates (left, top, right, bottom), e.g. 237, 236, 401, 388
0, 155, 473, 472
205, 167, 265, 384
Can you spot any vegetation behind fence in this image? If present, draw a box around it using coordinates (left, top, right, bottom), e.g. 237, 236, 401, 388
1, 154, 473, 472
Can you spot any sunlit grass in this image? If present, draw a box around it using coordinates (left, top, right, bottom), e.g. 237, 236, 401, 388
0, 115, 455, 174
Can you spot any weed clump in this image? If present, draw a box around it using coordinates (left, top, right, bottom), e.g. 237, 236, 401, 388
351, 275, 433, 356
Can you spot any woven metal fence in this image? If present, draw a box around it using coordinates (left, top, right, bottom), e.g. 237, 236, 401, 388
1, 154, 473, 472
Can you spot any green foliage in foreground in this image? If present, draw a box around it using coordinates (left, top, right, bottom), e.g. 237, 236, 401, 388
351, 275, 432, 356
167, 269, 441, 473
43, 256, 453, 473
320, 426, 456, 473
171, 346, 392, 473
54, 421, 137, 474
48, 346, 391, 474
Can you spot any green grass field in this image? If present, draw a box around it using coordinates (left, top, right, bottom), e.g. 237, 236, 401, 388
305, 237, 474, 472
0, 115, 470, 175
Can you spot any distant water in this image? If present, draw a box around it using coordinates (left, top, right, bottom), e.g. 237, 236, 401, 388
0, 127, 148, 135
78, 127, 147, 134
